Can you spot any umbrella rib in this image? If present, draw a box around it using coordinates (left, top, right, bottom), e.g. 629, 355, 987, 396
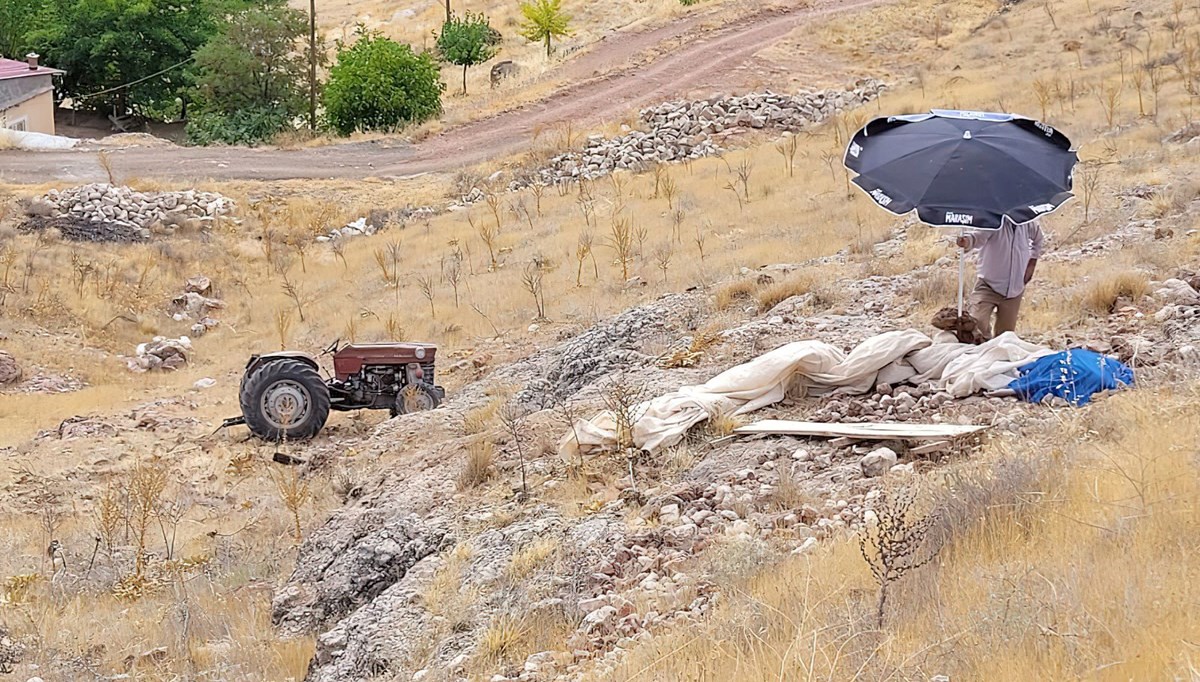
852, 138, 962, 202
975, 135, 1074, 188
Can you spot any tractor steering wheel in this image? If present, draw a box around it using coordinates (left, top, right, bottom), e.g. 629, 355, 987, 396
322, 338, 341, 356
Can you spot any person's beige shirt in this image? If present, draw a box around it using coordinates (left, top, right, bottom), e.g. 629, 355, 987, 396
963, 218, 1044, 299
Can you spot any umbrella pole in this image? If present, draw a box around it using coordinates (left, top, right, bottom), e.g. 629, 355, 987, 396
957, 228, 965, 316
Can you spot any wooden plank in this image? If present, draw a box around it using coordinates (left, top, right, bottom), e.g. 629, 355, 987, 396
733, 420, 987, 441
829, 436, 860, 447
908, 440, 952, 455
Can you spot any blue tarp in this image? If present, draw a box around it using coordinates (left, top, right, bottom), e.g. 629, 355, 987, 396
1008, 349, 1135, 406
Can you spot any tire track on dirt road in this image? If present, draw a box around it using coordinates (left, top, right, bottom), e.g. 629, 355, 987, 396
0, 0, 889, 184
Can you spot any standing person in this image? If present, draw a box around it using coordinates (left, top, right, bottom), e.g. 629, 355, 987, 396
954, 217, 1044, 340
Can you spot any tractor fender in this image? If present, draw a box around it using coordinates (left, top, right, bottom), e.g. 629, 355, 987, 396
244, 351, 320, 378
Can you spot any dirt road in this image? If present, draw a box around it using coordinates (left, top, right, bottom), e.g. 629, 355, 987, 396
1, 0, 885, 184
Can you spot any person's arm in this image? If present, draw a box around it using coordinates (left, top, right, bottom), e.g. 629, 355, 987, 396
955, 229, 993, 250
1025, 220, 1044, 284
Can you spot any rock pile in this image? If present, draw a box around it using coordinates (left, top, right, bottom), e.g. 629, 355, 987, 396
526, 80, 885, 183
126, 336, 192, 373
0, 351, 21, 385
168, 276, 224, 337
3, 370, 85, 395
0, 625, 23, 673
315, 216, 379, 242
38, 184, 235, 236
813, 383, 957, 423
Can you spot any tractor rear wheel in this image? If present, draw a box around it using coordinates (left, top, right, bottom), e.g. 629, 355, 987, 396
240, 359, 331, 441
391, 382, 441, 417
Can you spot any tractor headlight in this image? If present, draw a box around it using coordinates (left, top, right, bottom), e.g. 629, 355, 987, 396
415, 347, 426, 360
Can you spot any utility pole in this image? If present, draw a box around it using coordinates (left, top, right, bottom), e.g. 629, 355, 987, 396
308, 0, 317, 131
445, 0, 451, 23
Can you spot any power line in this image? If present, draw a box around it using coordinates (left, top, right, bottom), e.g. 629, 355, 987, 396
73, 56, 195, 100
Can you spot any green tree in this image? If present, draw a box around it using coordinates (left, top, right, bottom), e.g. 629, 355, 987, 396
0, 0, 43, 58
519, 0, 571, 58
187, 2, 312, 145
193, 2, 309, 116
436, 11, 499, 95
323, 31, 444, 135
29, 0, 220, 118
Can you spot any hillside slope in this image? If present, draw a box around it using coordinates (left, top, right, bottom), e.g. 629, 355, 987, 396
0, 0, 1198, 678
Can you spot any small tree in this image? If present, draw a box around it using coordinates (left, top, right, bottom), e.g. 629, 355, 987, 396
860, 486, 943, 627
519, 0, 572, 58
324, 30, 444, 135
521, 259, 547, 321
437, 11, 499, 95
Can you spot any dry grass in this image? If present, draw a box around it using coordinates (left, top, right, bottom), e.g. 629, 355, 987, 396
1078, 270, 1152, 315
423, 543, 477, 622
505, 537, 559, 582
764, 465, 814, 512
714, 277, 760, 311
702, 411, 744, 438
457, 440, 497, 490
910, 269, 958, 309
479, 614, 526, 664
755, 271, 815, 313
473, 605, 573, 673
1, 0, 1199, 676
602, 386, 1200, 680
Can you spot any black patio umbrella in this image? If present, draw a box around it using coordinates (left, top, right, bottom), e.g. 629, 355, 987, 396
843, 109, 1078, 312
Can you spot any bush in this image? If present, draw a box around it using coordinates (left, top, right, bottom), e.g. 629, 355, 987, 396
185, 107, 292, 146
324, 32, 444, 135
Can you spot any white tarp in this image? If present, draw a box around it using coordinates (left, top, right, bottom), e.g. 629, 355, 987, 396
0, 128, 79, 150
561, 330, 1053, 458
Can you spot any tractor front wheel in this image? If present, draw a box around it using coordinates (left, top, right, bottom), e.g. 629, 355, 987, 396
240, 359, 331, 441
391, 382, 442, 417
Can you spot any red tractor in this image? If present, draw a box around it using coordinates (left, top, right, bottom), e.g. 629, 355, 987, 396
230, 341, 445, 441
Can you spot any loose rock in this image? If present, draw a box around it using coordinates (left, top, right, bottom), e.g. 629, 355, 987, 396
860, 447, 898, 477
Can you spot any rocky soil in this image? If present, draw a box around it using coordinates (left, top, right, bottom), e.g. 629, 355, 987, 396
1, 205, 1194, 681
257, 195, 1200, 682
523, 81, 885, 185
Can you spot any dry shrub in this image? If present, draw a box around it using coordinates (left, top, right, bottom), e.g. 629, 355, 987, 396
505, 538, 558, 582
756, 272, 815, 312
1145, 177, 1200, 218
423, 543, 476, 622
456, 441, 495, 490
715, 277, 761, 310
765, 466, 814, 511
1078, 270, 1150, 314
911, 269, 958, 308
463, 398, 502, 435
479, 614, 526, 664
703, 411, 744, 438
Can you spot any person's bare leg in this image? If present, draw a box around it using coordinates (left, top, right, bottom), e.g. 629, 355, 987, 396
993, 293, 1023, 337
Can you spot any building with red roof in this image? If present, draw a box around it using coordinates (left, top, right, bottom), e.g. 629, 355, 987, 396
0, 54, 63, 135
